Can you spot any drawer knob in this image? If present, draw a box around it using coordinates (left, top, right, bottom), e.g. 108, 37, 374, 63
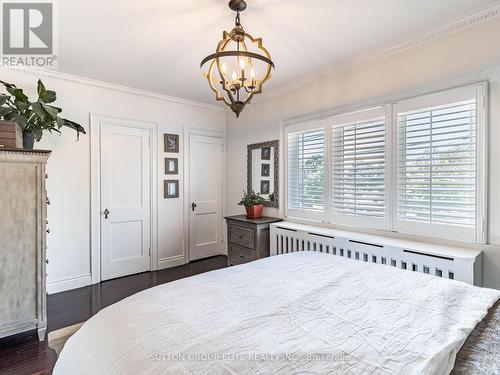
240, 255, 244, 258
46, 198, 51, 205
46, 259, 49, 264
238, 235, 244, 239
46, 229, 50, 234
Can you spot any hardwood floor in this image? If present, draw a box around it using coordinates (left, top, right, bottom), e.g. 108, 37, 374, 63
0, 255, 228, 375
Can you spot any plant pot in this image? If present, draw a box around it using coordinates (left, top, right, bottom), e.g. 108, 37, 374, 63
245, 204, 264, 219
23, 131, 35, 149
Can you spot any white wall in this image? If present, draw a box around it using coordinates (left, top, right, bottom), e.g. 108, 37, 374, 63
225, 17, 500, 289
0, 68, 225, 293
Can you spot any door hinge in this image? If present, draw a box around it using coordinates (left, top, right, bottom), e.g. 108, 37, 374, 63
149, 247, 151, 256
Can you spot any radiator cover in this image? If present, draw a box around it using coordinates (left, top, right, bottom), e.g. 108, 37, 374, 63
270, 222, 483, 286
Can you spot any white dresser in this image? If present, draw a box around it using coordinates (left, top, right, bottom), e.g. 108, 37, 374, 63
0, 148, 50, 341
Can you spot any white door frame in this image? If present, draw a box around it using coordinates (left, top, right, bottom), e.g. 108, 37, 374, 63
183, 128, 226, 263
90, 114, 158, 284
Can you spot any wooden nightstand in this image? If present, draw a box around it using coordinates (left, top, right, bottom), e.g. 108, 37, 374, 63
224, 215, 282, 265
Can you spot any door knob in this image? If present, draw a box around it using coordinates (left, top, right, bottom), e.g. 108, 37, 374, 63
191, 202, 197, 211
104, 208, 110, 219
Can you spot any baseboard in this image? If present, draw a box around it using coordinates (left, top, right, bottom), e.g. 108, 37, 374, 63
47, 274, 92, 294
158, 255, 186, 270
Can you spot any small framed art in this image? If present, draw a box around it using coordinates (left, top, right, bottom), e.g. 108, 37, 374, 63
164, 179, 179, 198
261, 163, 270, 177
164, 134, 179, 153
165, 158, 178, 175
260, 180, 270, 194
261, 146, 271, 160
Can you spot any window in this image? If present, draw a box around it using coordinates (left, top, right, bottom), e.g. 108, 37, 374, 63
287, 123, 325, 221
395, 85, 483, 242
330, 108, 387, 228
285, 83, 487, 243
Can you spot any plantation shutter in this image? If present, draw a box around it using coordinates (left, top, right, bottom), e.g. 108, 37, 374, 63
332, 119, 386, 217
396, 86, 479, 241
287, 124, 325, 220
284, 83, 485, 242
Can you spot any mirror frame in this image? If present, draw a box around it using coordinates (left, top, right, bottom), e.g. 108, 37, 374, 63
247, 140, 279, 208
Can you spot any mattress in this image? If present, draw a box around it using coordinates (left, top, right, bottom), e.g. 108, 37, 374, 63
54, 251, 500, 375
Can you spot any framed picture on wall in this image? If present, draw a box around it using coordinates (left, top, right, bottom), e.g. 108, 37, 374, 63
164, 134, 179, 153
260, 180, 270, 194
261, 146, 271, 160
164, 179, 179, 198
261, 163, 270, 177
165, 158, 178, 174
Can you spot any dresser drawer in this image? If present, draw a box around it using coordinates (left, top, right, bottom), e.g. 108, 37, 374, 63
228, 225, 255, 249
229, 244, 256, 264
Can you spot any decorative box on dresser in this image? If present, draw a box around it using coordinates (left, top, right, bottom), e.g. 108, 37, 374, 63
224, 215, 282, 265
0, 148, 50, 341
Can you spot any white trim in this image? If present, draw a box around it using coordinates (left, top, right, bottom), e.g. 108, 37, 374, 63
47, 274, 91, 294
183, 128, 226, 264
278, 120, 286, 217
90, 115, 158, 284
158, 255, 186, 270
328, 107, 386, 127
324, 118, 332, 224
281, 216, 499, 252
282, 64, 500, 126
265, 3, 500, 99
386, 104, 396, 232
5, 66, 225, 112
282, 120, 289, 219
476, 82, 488, 244
286, 119, 326, 134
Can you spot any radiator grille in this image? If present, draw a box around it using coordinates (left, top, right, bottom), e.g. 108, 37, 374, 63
270, 222, 482, 285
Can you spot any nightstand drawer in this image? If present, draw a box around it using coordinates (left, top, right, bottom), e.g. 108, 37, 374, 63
229, 244, 256, 264
229, 225, 255, 249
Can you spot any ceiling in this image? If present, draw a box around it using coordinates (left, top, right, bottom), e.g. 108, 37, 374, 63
56, 0, 499, 104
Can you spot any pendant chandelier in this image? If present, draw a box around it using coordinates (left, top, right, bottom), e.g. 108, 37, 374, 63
201, 0, 274, 118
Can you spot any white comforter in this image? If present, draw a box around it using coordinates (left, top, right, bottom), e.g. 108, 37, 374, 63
54, 252, 500, 375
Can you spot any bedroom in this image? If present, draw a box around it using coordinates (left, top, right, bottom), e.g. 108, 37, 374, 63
0, 0, 499, 374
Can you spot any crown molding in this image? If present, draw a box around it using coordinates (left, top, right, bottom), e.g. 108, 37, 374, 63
264, 3, 500, 99
4, 66, 226, 112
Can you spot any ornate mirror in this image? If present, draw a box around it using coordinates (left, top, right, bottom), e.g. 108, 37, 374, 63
247, 140, 279, 208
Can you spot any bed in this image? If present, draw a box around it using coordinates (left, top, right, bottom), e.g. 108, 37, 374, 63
54, 251, 499, 375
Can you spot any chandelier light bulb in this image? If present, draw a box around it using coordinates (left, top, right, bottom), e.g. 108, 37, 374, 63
232, 71, 238, 81
221, 62, 227, 74
239, 59, 245, 70
250, 67, 256, 79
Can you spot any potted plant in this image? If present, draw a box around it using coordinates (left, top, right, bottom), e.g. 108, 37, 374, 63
0, 79, 85, 149
238, 190, 266, 219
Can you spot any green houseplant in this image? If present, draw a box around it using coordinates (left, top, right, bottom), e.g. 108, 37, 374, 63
238, 190, 266, 219
0, 79, 85, 149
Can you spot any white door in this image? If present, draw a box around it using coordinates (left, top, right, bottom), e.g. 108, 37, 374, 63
101, 123, 151, 280
189, 135, 223, 261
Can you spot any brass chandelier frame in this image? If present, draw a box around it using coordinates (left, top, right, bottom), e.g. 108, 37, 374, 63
200, 0, 275, 117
